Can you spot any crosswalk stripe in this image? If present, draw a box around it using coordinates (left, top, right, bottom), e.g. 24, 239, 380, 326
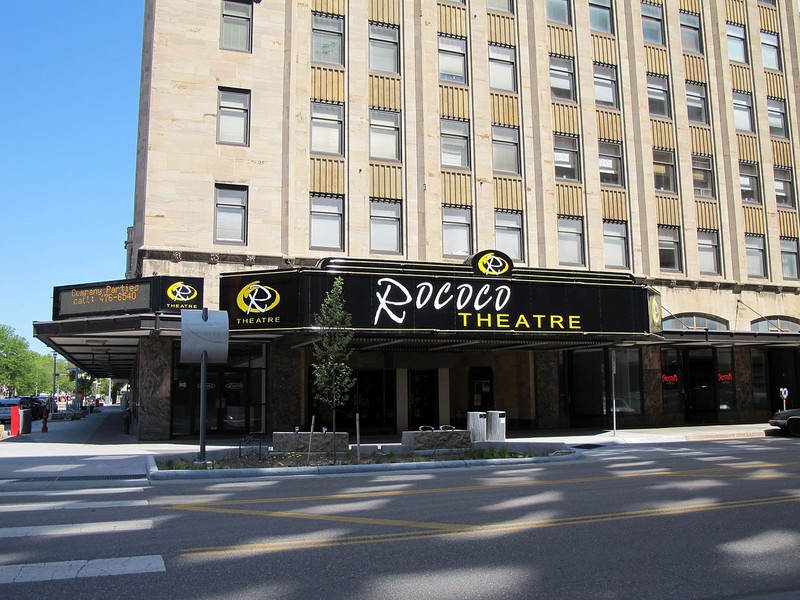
0, 499, 148, 512
0, 555, 166, 583
0, 519, 155, 539
0, 487, 146, 498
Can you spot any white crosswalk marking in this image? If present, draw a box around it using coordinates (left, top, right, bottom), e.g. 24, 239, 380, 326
0, 487, 146, 498
0, 519, 154, 539
0, 499, 148, 512
0, 556, 166, 583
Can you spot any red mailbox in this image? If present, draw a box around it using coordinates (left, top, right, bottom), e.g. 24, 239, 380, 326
10, 405, 20, 436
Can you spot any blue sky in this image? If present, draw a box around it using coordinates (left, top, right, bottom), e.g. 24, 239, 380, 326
0, 3, 144, 354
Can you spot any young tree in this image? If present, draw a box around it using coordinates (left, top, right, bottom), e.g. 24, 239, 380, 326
311, 277, 355, 462
0, 325, 36, 396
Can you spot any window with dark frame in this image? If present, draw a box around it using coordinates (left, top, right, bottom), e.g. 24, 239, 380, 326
739, 162, 761, 204
647, 75, 671, 118
603, 221, 628, 268
558, 217, 584, 266
369, 24, 400, 74
441, 119, 471, 169
369, 109, 401, 162
489, 44, 517, 92
439, 36, 467, 84
589, 0, 613, 34
550, 56, 576, 102
780, 238, 799, 280
599, 141, 623, 186
768, 99, 788, 138
310, 194, 344, 250
492, 126, 521, 175
686, 82, 709, 124
554, 135, 581, 181
221, 0, 252, 52
641, 3, 665, 46
698, 230, 721, 275
442, 206, 472, 257
732, 92, 754, 132
594, 64, 618, 108
775, 168, 795, 208
312, 13, 344, 66
214, 184, 247, 244
761, 31, 781, 71
658, 226, 682, 272
547, 0, 571, 25
370, 200, 402, 254
727, 23, 748, 63
692, 156, 715, 198
653, 149, 676, 193
310, 102, 344, 156
217, 88, 250, 146
680, 12, 702, 54
745, 234, 767, 278
495, 211, 523, 261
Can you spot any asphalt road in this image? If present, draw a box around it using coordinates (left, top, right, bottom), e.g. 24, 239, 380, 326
2, 436, 800, 599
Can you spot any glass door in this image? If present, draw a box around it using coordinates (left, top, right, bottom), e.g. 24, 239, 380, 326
408, 369, 438, 430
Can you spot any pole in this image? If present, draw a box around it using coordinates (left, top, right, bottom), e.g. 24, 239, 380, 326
199, 348, 208, 462
611, 349, 617, 437
307, 415, 315, 464
51, 352, 57, 412
356, 412, 361, 463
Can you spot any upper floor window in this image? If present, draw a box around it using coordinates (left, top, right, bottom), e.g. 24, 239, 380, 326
370, 110, 401, 161
439, 36, 467, 84
653, 150, 676, 193
370, 200, 402, 254
492, 126, 520, 175
550, 56, 576, 102
594, 64, 618, 108
698, 230, 721, 275
641, 3, 665, 46
312, 14, 344, 66
780, 238, 799, 280
558, 217, 584, 266
441, 119, 471, 169
310, 102, 344, 156
603, 221, 628, 268
599, 141, 623, 186
369, 24, 400, 74
647, 75, 671, 118
442, 206, 472, 257
686, 83, 709, 124
658, 226, 682, 272
495, 211, 523, 261
221, 1, 252, 52
745, 234, 767, 278
761, 31, 781, 70
310, 194, 344, 250
680, 12, 703, 54
740, 163, 761, 204
217, 88, 250, 146
554, 135, 580, 181
727, 23, 748, 63
751, 317, 800, 333
768, 99, 789, 138
547, 0, 571, 25
732, 92, 754, 132
489, 45, 517, 92
487, 0, 514, 13
692, 156, 715, 198
215, 184, 247, 244
775, 168, 795, 208
589, 0, 613, 34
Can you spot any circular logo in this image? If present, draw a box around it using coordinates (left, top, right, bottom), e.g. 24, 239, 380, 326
651, 296, 662, 327
472, 250, 513, 276
237, 281, 281, 314
166, 281, 198, 302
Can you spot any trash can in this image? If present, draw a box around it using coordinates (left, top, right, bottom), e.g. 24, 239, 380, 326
467, 411, 487, 442
19, 409, 32, 435
486, 410, 506, 442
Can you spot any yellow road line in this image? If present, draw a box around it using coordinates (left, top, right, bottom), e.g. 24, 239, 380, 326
180, 493, 800, 558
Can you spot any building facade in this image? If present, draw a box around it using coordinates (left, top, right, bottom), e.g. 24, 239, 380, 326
37, 0, 800, 440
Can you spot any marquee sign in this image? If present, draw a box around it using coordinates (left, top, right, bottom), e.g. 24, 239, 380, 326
53, 276, 204, 320
220, 255, 660, 338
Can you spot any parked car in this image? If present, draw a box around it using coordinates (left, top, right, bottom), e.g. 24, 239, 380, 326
0, 397, 23, 423
20, 396, 47, 420
769, 408, 800, 437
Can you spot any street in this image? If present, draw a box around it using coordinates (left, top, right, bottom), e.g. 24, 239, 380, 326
2, 437, 800, 599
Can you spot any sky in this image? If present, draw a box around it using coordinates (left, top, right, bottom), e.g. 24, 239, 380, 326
0, 3, 145, 355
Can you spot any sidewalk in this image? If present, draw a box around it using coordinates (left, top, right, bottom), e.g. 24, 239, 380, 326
0, 405, 779, 486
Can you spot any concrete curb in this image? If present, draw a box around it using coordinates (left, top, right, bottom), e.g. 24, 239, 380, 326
146, 450, 582, 481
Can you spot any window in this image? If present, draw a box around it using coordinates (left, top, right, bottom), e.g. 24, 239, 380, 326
312, 14, 344, 66
658, 227, 682, 272
653, 150, 676, 193
599, 141, 623, 186
487, 0, 513, 13
558, 217, 584, 266
550, 56, 575, 102
780, 238, 799, 280
686, 83, 709, 124
439, 36, 467, 84
310, 195, 344, 250
554, 135, 580, 181
647, 75, 671, 117
603, 221, 628, 268
369, 24, 400, 74
698, 230, 721, 275
547, 0, 571, 25
745, 234, 766, 277
442, 206, 472, 257
492, 126, 520, 175
727, 23, 748, 63
740, 163, 761, 204
680, 12, 702, 53
641, 3, 665, 45
589, 0, 613, 34
495, 211, 523, 261
761, 31, 781, 70
489, 45, 516, 92
370, 110, 401, 161
594, 64, 618, 108
775, 168, 795, 208
441, 119, 470, 168
692, 156, 715, 198
215, 185, 247, 243
370, 200, 402, 253
221, 1, 252, 52
732, 93, 754, 132
751, 317, 800, 333
768, 99, 788, 138
311, 102, 344, 155
217, 89, 250, 145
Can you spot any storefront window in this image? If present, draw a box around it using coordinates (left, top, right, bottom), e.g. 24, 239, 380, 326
661, 349, 683, 413
717, 349, 735, 411
751, 349, 768, 410
613, 348, 642, 414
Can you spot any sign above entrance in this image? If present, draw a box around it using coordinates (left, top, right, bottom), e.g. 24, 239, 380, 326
53, 276, 204, 320
220, 256, 661, 339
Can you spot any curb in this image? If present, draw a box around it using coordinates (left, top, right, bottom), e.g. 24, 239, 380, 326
146, 450, 582, 481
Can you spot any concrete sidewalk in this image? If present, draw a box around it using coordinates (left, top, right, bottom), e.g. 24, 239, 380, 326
0, 404, 780, 486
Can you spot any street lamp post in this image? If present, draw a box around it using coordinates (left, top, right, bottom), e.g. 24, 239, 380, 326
51, 352, 58, 412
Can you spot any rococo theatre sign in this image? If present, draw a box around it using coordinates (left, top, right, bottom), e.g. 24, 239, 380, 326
220, 252, 662, 339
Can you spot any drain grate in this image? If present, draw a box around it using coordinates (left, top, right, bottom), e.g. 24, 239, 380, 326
572, 443, 605, 449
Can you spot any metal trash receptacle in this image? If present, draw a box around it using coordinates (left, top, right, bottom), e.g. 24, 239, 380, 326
467, 412, 487, 442
486, 410, 506, 442
19, 409, 32, 435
